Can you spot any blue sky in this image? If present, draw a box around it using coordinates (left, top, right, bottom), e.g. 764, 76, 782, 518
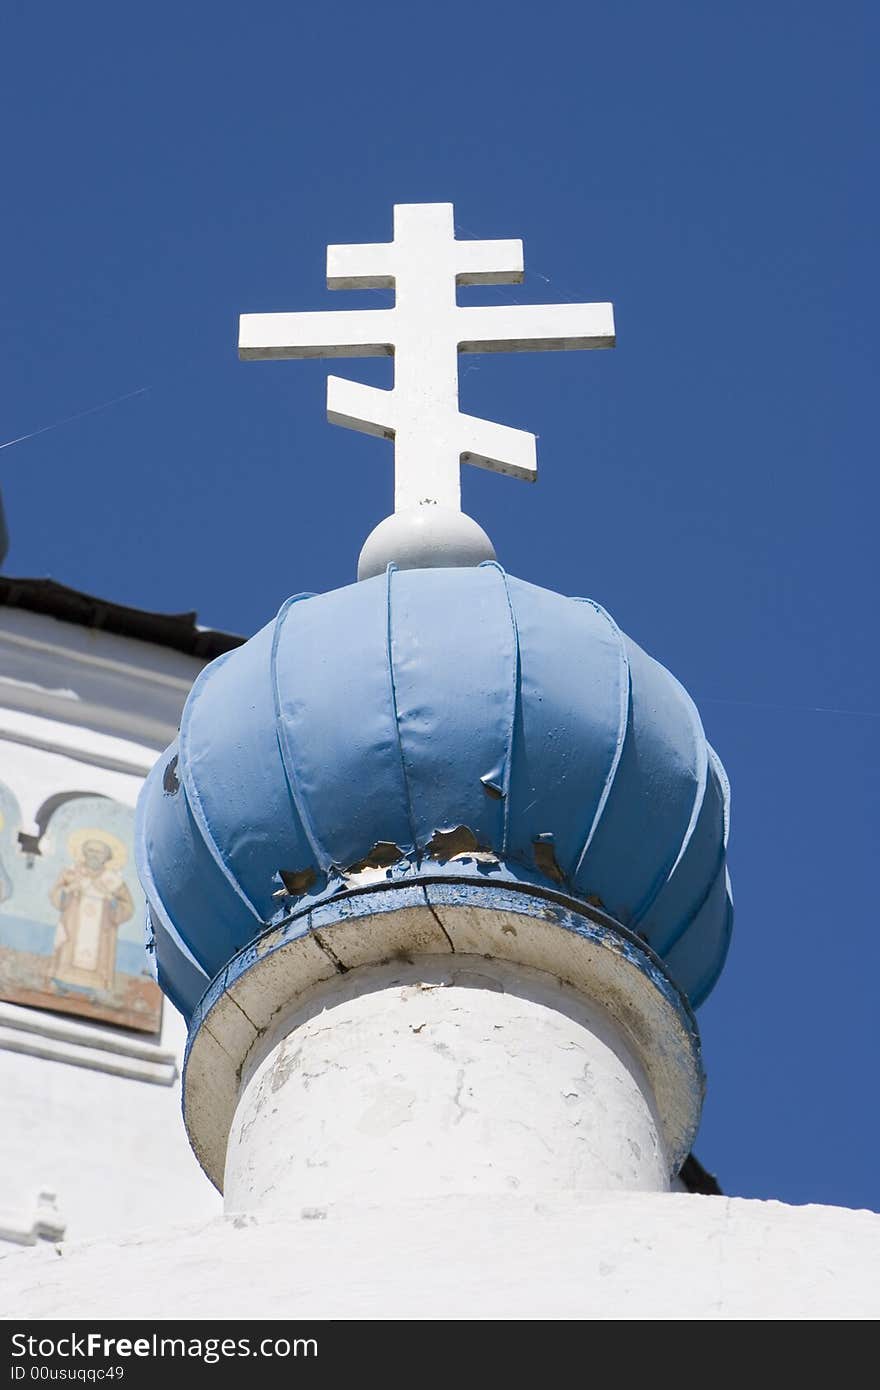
2, 2, 877, 1210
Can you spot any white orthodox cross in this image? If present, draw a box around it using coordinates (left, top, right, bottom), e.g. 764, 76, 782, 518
239, 202, 615, 514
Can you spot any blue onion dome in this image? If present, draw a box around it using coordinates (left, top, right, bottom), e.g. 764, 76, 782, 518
136, 563, 732, 1022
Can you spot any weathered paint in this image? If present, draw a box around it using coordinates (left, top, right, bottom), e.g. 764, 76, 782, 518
137, 563, 733, 1020
181, 881, 703, 1193
6, 1193, 880, 1320
223, 956, 675, 1211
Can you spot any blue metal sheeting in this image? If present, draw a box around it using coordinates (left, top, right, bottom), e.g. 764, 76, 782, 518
136, 563, 733, 1020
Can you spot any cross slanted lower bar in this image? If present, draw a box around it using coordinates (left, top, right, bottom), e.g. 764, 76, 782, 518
239, 203, 615, 513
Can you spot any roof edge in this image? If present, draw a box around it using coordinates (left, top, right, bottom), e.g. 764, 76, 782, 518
0, 576, 245, 661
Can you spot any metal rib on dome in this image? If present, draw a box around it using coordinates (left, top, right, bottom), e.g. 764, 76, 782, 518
136, 563, 732, 1020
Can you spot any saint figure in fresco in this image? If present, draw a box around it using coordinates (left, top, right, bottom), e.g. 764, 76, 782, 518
49, 834, 134, 993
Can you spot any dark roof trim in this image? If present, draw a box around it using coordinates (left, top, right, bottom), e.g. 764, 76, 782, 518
680, 1153, 723, 1195
0, 577, 245, 661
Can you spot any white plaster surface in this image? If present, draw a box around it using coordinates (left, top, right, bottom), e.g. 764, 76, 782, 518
224, 958, 671, 1213
187, 902, 701, 1192
3, 1193, 879, 1320
0, 608, 203, 752
0, 734, 145, 840
0, 999, 178, 1084
0, 1003, 220, 1247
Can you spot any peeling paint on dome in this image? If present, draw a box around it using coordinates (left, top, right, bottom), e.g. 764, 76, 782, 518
136, 563, 732, 1020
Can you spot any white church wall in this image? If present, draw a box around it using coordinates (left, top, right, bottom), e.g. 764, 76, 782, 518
3, 1193, 879, 1319
0, 1005, 218, 1247
0, 607, 222, 1249
0, 606, 204, 749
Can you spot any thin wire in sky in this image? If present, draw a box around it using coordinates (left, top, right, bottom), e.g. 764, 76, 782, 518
454, 219, 597, 306
700, 694, 880, 720
0, 386, 150, 455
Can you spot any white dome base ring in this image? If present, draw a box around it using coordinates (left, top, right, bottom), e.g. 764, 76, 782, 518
183, 882, 704, 1198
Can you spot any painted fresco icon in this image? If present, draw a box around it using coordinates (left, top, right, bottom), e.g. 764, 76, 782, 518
0, 788, 161, 1033
49, 830, 135, 997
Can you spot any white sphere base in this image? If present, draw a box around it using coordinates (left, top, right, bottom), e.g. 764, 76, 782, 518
357, 506, 496, 579
223, 956, 670, 1214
